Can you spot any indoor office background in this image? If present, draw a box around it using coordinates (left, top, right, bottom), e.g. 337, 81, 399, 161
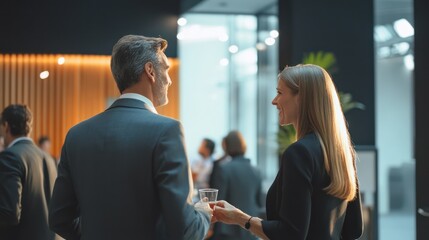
1, 0, 428, 239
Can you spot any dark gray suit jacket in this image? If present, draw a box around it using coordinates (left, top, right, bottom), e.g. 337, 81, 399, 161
0, 139, 58, 240
49, 98, 209, 240
211, 156, 262, 240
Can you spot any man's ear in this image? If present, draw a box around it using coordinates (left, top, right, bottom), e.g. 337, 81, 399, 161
2, 122, 10, 134
144, 62, 156, 84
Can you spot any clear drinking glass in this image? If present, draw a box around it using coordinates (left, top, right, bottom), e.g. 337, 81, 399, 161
199, 188, 218, 208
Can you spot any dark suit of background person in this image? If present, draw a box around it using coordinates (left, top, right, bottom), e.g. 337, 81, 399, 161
48, 35, 211, 240
211, 131, 262, 240
208, 137, 230, 189
0, 104, 59, 240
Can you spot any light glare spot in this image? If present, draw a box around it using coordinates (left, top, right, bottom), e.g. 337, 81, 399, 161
265, 37, 275, 46
57, 57, 65, 65
393, 18, 414, 38
228, 45, 238, 53
270, 30, 279, 38
256, 42, 266, 51
404, 54, 414, 71
177, 18, 187, 26
220, 58, 229, 66
40, 71, 49, 79
177, 32, 185, 40
219, 34, 229, 42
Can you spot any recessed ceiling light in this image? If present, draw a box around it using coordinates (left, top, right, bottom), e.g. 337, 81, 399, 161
393, 18, 414, 38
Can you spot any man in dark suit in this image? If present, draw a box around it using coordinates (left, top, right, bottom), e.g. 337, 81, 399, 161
0, 104, 58, 240
49, 35, 212, 240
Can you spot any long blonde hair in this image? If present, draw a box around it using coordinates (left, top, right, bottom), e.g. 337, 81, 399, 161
280, 64, 357, 201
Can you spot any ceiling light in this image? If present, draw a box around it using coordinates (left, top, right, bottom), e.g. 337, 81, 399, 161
228, 45, 238, 53
177, 18, 187, 26
393, 18, 414, 38
219, 58, 229, 66
377, 46, 391, 58
404, 54, 414, 71
57, 57, 65, 65
374, 25, 393, 42
393, 42, 410, 55
40, 71, 49, 79
270, 30, 279, 38
177, 32, 185, 40
256, 42, 267, 51
265, 37, 275, 46
219, 33, 229, 42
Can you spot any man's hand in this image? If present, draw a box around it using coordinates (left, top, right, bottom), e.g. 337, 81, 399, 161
194, 199, 214, 221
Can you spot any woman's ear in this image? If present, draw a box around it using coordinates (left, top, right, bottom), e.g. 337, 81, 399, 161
144, 62, 156, 83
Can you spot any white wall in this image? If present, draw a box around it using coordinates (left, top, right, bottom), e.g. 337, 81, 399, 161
375, 56, 414, 214
178, 14, 259, 164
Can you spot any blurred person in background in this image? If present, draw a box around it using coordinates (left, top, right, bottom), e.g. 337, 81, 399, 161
0, 104, 58, 240
209, 137, 231, 189
38, 135, 58, 165
38, 135, 52, 155
210, 130, 262, 240
0, 135, 5, 152
191, 138, 215, 189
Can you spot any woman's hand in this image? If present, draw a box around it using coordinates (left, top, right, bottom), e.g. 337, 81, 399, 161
214, 200, 270, 240
213, 200, 244, 225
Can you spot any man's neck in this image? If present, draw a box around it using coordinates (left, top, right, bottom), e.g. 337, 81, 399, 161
122, 78, 156, 107
6, 135, 28, 148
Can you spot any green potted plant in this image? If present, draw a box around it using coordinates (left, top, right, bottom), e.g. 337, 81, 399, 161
277, 51, 365, 155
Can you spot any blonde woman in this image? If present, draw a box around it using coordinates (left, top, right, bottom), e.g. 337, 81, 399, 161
213, 64, 363, 240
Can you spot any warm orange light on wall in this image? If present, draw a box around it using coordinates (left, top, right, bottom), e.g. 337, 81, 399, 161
0, 54, 179, 158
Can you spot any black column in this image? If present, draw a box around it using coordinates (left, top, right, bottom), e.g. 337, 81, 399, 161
414, 0, 429, 238
278, 0, 375, 145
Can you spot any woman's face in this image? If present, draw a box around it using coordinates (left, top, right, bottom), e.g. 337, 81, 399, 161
272, 79, 299, 127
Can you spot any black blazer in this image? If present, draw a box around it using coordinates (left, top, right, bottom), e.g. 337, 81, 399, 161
49, 98, 209, 240
0, 139, 58, 240
262, 133, 363, 240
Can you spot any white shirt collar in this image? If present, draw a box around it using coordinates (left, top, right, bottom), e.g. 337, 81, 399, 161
119, 93, 158, 114
8, 136, 33, 148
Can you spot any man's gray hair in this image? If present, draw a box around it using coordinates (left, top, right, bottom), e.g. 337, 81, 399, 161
110, 35, 168, 93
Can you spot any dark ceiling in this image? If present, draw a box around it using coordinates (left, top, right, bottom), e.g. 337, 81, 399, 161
0, 0, 180, 56
184, 0, 412, 25
0, 0, 412, 56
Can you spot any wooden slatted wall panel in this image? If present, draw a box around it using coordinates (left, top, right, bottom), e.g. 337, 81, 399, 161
0, 54, 180, 158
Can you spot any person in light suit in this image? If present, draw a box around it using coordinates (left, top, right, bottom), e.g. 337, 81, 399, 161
0, 104, 59, 240
49, 35, 212, 240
